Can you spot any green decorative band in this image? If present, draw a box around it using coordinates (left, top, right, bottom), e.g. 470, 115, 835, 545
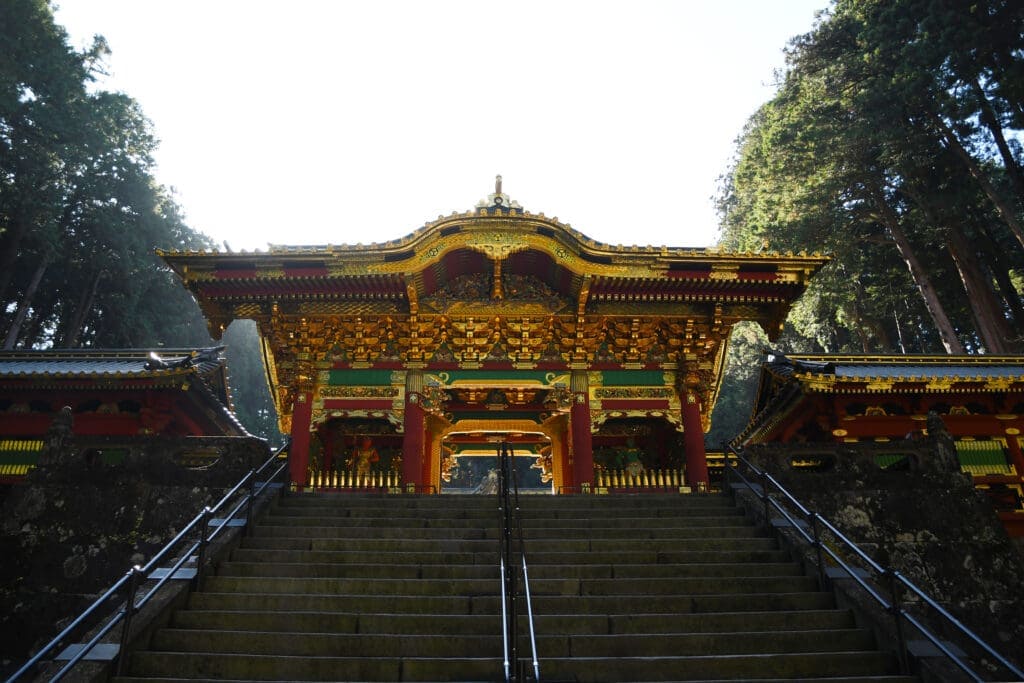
326, 369, 396, 386
601, 370, 665, 387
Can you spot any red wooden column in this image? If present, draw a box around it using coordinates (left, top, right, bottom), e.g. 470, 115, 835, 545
682, 392, 709, 489
402, 371, 426, 492
570, 370, 594, 492
559, 420, 575, 490
289, 390, 313, 489
1005, 431, 1024, 478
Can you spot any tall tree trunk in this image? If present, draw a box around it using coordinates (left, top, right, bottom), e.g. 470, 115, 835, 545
945, 227, 1016, 353
60, 269, 103, 348
867, 185, 966, 353
972, 78, 1024, 204
976, 222, 1024, 333
0, 215, 32, 308
21, 295, 55, 349
930, 111, 1024, 250
3, 254, 50, 349
893, 307, 907, 354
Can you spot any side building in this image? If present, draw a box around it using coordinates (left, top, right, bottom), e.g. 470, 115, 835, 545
0, 347, 249, 480
738, 353, 1024, 538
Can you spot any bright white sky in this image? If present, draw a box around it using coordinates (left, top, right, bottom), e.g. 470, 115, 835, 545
53, 1, 826, 252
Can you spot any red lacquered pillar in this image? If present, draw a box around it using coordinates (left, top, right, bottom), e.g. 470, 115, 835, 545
289, 390, 313, 489
682, 392, 709, 489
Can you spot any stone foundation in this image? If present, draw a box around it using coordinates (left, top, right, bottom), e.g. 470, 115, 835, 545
0, 434, 270, 672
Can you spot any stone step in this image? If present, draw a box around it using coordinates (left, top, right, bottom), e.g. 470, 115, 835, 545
234, 535, 782, 553
149, 626, 875, 659
275, 493, 733, 507
539, 651, 903, 682
215, 560, 805, 580
559, 629, 877, 657
113, 677, 917, 683
227, 547, 795, 566
151, 629, 509, 658
120, 492, 907, 683
170, 608, 857, 635
260, 512, 750, 528
199, 574, 819, 597
123, 650, 901, 681
187, 590, 837, 615
248, 523, 765, 540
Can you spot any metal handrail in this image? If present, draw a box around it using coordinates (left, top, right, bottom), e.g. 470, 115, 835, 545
497, 441, 540, 682
6, 439, 291, 683
723, 442, 1024, 682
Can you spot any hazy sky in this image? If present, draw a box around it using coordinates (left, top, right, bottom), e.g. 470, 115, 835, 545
53, 1, 826, 252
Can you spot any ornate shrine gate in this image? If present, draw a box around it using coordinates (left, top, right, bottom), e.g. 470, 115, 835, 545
162, 181, 825, 492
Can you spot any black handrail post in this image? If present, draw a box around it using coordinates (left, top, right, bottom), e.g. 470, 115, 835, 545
810, 513, 827, 588
194, 506, 212, 589
505, 444, 518, 681
245, 470, 256, 536
760, 469, 771, 528
885, 568, 910, 674
114, 566, 143, 676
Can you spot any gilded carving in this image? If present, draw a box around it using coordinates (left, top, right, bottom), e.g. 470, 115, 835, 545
595, 387, 675, 399
320, 386, 400, 398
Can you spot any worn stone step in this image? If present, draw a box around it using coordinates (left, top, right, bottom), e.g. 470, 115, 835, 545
187, 589, 836, 615
575, 575, 819, 596
228, 547, 794, 566
171, 610, 607, 635
199, 574, 816, 597
479, 591, 838, 615
188, 591, 474, 614
249, 523, 764, 540
276, 492, 732, 507
149, 626, 874, 660
537, 651, 902, 682
113, 677, 917, 683
259, 536, 781, 553
126, 651, 504, 681
169, 608, 856, 635
151, 629, 513, 658
562, 629, 876, 657
200, 575, 579, 597
260, 512, 750, 528
215, 560, 804, 581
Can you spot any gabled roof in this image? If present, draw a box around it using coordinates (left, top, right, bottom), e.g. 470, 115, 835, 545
0, 347, 249, 437
158, 183, 828, 340
765, 353, 1024, 386
736, 353, 1024, 445
0, 347, 225, 379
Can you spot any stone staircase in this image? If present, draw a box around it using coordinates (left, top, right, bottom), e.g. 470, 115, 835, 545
114, 493, 915, 682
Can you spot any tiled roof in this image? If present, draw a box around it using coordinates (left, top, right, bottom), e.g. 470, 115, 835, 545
773, 354, 1024, 380
0, 348, 224, 379
833, 364, 1024, 379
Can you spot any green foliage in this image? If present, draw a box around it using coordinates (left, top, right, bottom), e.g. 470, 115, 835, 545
713, 0, 1024, 440
706, 322, 770, 447
0, 0, 214, 350
717, 0, 1024, 359
223, 320, 283, 445
0, 2, 274, 438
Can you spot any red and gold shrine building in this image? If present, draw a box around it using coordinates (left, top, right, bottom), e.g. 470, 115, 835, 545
737, 353, 1024, 535
0, 347, 249, 481
161, 183, 826, 493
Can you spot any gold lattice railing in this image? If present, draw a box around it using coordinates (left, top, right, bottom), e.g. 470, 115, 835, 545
594, 468, 688, 492
307, 468, 402, 490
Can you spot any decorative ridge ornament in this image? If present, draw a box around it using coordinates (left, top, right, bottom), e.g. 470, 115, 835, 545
475, 174, 523, 215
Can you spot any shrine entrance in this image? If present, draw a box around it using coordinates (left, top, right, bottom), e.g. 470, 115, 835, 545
439, 430, 552, 494
162, 180, 826, 494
